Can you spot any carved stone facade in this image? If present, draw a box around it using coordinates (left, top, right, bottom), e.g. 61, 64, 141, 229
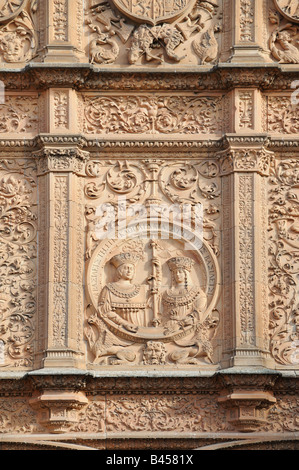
0, 0, 298, 451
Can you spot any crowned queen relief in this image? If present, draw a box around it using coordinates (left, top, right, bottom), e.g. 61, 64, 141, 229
85, 236, 220, 367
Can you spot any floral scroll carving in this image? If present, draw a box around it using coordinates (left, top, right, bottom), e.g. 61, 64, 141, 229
0, 159, 37, 369
82, 94, 224, 135
266, 95, 299, 135
0, 95, 39, 135
269, 159, 299, 365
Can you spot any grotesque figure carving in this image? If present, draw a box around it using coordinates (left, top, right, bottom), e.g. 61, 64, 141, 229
0, 31, 25, 62
128, 23, 185, 64
143, 341, 167, 364
270, 28, 299, 63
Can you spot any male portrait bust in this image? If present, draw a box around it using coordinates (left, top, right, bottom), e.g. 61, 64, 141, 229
98, 252, 149, 331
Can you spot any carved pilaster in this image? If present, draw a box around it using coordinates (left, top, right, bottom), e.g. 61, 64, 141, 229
219, 137, 274, 367
47, 89, 79, 135
230, 0, 267, 62
230, 88, 263, 134
41, 0, 85, 63
34, 144, 89, 369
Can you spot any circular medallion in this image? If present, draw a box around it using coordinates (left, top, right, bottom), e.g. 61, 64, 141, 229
274, 0, 299, 23
110, 0, 195, 26
0, 0, 26, 23
87, 223, 220, 344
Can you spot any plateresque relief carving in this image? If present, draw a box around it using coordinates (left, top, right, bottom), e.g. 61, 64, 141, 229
0, 94, 39, 135
81, 93, 224, 136
269, 0, 299, 63
84, 159, 221, 367
85, 0, 222, 67
0, 159, 37, 369
265, 94, 299, 135
269, 158, 299, 365
0, 0, 38, 63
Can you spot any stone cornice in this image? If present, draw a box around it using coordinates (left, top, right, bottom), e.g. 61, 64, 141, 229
0, 63, 298, 91
0, 135, 298, 156
0, 370, 290, 395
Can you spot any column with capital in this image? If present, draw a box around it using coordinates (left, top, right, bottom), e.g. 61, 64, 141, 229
34, 143, 88, 369
33, 86, 88, 368
219, 137, 274, 368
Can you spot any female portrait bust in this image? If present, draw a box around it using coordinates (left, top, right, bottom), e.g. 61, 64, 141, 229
161, 256, 207, 334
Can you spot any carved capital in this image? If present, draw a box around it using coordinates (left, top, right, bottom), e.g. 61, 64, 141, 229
218, 138, 274, 176
33, 146, 89, 176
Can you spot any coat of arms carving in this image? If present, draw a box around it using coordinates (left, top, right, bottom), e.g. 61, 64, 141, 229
86, 0, 222, 66
110, 0, 194, 25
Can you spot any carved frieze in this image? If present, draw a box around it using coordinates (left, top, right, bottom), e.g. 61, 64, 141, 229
81, 93, 224, 136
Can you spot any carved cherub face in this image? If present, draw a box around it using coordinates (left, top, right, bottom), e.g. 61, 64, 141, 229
117, 262, 135, 281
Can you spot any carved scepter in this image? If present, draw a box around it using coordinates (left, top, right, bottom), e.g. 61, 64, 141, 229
149, 239, 161, 328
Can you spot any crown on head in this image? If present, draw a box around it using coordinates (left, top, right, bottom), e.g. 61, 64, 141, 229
167, 257, 195, 272
110, 252, 141, 269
